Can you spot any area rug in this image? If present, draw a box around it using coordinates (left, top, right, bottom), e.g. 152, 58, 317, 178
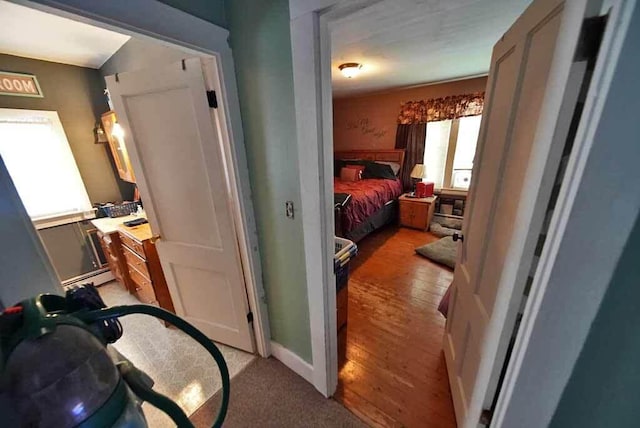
190, 357, 365, 427
415, 236, 457, 269
430, 214, 463, 238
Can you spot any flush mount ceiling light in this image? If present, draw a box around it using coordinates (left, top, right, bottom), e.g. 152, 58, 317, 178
339, 63, 362, 79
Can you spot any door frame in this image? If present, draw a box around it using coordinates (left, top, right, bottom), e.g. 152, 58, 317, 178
14, 0, 271, 357
289, 0, 638, 421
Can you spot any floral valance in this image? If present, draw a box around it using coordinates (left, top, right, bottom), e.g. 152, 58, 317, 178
398, 92, 485, 124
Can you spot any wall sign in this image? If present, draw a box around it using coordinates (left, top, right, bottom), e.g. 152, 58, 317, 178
0, 71, 43, 98
346, 117, 387, 139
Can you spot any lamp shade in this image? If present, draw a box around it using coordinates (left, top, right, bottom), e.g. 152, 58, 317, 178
410, 164, 428, 179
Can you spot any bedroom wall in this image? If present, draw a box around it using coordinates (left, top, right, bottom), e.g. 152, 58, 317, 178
0, 54, 121, 203
225, 0, 312, 362
333, 76, 487, 151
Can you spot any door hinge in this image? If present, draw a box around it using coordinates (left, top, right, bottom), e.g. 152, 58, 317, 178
574, 15, 608, 62
247, 311, 254, 323
480, 408, 493, 426
206, 90, 218, 109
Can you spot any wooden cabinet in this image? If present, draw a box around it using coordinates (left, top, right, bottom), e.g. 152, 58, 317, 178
118, 225, 175, 314
337, 284, 348, 368
101, 111, 136, 183
399, 194, 437, 230
97, 230, 131, 292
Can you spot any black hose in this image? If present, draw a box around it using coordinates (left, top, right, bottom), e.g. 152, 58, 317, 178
80, 304, 230, 428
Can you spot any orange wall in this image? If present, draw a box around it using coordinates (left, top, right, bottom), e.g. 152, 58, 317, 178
333, 77, 488, 151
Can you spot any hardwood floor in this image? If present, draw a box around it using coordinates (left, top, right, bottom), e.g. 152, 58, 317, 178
334, 225, 457, 428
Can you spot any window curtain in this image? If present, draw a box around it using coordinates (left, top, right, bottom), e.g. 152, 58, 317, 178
395, 123, 427, 191
397, 92, 485, 124
395, 92, 485, 190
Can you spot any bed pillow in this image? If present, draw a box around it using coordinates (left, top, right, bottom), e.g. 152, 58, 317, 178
334, 159, 366, 176
345, 164, 365, 176
362, 161, 396, 180
375, 161, 401, 176
340, 167, 361, 182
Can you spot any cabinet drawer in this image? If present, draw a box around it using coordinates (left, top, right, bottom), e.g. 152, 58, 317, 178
122, 245, 150, 280
128, 267, 156, 304
119, 232, 145, 258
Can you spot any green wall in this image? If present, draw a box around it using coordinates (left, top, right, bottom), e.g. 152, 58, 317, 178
549, 7, 640, 425
157, 0, 227, 28
225, 0, 312, 361
550, 214, 640, 427
0, 54, 123, 203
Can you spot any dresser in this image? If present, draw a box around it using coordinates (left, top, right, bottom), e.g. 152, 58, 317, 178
117, 224, 175, 314
399, 194, 438, 231
97, 230, 129, 289
92, 216, 175, 314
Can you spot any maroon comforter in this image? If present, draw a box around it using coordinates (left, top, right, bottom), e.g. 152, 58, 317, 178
335, 178, 403, 233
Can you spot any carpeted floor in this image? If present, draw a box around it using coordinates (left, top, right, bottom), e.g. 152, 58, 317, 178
190, 358, 366, 428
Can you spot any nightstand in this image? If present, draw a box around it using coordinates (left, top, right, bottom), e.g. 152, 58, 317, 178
399, 194, 438, 231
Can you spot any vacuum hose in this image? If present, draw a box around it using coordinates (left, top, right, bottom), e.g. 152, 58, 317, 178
78, 304, 230, 428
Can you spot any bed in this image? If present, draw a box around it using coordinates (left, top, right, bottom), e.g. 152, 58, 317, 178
334, 150, 405, 242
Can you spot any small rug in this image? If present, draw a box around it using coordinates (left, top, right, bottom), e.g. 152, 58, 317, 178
430, 214, 463, 238
190, 357, 365, 427
415, 236, 457, 269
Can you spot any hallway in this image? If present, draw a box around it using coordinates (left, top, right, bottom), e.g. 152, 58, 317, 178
335, 226, 456, 427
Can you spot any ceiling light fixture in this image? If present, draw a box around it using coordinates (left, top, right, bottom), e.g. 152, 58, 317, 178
339, 63, 362, 79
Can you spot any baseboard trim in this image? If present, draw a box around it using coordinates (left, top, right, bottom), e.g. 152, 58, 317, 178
270, 341, 314, 385
62, 269, 114, 288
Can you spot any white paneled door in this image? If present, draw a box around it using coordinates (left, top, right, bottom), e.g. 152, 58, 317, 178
106, 58, 254, 352
443, 0, 603, 426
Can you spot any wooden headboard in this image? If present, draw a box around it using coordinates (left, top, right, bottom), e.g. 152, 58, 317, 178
334, 149, 406, 175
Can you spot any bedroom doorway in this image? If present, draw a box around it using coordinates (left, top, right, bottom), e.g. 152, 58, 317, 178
326, 2, 515, 426
315, 0, 616, 427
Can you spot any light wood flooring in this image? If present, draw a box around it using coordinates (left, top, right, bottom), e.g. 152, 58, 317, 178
334, 226, 457, 428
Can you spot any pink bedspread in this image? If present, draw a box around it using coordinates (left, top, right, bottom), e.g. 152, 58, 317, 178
335, 178, 403, 233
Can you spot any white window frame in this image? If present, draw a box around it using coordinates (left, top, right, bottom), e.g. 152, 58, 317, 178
0, 108, 95, 229
424, 115, 480, 191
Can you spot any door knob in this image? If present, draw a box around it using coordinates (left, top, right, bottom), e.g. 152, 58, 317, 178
452, 232, 464, 242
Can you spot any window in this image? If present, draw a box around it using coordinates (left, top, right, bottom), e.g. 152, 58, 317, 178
0, 109, 92, 222
423, 115, 482, 190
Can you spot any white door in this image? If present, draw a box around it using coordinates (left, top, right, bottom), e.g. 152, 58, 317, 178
443, 0, 601, 426
106, 58, 255, 352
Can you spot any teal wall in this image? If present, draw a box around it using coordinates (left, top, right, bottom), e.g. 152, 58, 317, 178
157, 0, 227, 28
225, 0, 312, 361
549, 6, 640, 425
550, 213, 640, 427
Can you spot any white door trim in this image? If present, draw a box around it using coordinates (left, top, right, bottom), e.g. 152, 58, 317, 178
289, 0, 383, 396
16, 0, 271, 357
289, 0, 638, 415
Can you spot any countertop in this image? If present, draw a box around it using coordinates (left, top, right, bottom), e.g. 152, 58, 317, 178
117, 222, 154, 243
90, 213, 150, 236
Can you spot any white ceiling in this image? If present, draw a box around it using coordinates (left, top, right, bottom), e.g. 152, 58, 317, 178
331, 0, 531, 97
0, 0, 130, 69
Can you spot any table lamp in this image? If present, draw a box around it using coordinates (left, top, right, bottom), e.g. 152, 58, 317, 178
410, 164, 434, 197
